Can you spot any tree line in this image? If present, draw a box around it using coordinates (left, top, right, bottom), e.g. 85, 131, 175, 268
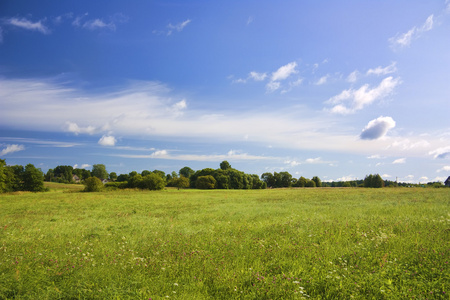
1, 158, 447, 193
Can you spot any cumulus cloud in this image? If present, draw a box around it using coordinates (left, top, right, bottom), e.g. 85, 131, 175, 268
437, 165, 450, 172
389, 15, 434, 49
429, 146, 450, 159
392, 158, 406, 164
327, 76, 400, 114
74, 163, 91, 169
7, 17, 50, 34
249, 71, 267, 81
0, 144, 25, 156
65, 122, 96, 135
360, 116, 396, 140
266, 81, 281, 92
98, 135, 117, 146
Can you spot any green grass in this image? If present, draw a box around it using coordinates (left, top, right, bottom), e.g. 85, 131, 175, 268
0, 187, 449, 299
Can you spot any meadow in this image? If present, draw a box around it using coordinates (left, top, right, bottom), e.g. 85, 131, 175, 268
0, 186, 449, 299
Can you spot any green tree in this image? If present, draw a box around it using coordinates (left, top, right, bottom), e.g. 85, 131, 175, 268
261, 172, 275, 188
295, 176, 307, 187
92, 164, 108, 179
139, 173, 165, 190
53, 165, 74, 183
128, 174, 143, 188
312, 176, 322, 187
0, 159, 6, 193
22, 164, 45, 192
196, 175, 216, 189
279, 172, 293, 187
83, 177, 103, 192
171, 176, 190, 189
305, 180, 316, 187
109, 172, 118, 181
141, 170, 151, 176
220, 160, 231, 170
179, 166, 194, 179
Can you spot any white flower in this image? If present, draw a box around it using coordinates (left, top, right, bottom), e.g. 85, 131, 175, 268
174, 283, 178, 286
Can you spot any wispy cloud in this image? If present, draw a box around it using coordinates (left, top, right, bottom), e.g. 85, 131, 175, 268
346, 70, 360, 83
166, 19, 191, 35
392, 158, 406, 164
7, 17, 50, 34
366, 62, 397, 76
326, 76, 401, 114
360, 116, 396, 140
249, 71, 267, 81
389, 15, 434, 49
83, 19, 116, 31
0, 144, 25, 156
266, 61, 298, 92
315, 74, 330, 85
429, 146, 450, 159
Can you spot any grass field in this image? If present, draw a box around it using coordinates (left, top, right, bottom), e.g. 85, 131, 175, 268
0, 186, 449, 299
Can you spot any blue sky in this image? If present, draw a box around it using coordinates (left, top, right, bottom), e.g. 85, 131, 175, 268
1, 0, 450, 183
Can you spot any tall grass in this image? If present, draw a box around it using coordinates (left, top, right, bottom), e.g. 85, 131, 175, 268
0, 187, 449, 299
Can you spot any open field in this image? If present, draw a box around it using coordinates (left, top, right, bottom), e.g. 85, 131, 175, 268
0, 186, 449, 299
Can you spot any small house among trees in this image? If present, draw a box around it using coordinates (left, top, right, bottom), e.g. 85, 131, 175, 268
445, 176, 450, 187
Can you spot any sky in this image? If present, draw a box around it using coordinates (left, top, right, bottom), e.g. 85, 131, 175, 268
1, 0, 450, 183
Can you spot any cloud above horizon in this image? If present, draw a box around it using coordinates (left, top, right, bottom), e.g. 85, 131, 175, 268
327, 76, 400, 114
360, 116, 396, 140
6, 17, 50, 34
0, 144, 25, 156
389, 15, 434, 49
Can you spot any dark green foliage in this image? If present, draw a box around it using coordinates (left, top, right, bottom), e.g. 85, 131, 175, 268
179, 166, 194, 179
116, 174, 129, 182
53, 165, 74, 183
139, 174, 166, 190
220, 160, 231, 170
22, 164, 46, 192
104, 181, 128, 189
168, 176, 190, 189
83, 177, 104, 192
109, 172, 118, 181
364, 174, 384, 188
0, 159, 6, 193
196, 175, 217, 189
91, 164, 108, 180
312, 176, 322, 187
305, 179, 316, 187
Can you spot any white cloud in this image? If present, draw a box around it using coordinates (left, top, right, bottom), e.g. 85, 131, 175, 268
327, 76, 401, 114
392, 158, 406, 164
347, 70, 360, 83
271, 62, 298, 82
83, 19, 115, 31
98, 135, 117, 146
249, 71, 267, 81
0, 144, 25, 156
389, 15, 434, 49
429, 146, 450, 159
437, 166, 450, 173
266, 81, 281, 92
284, 160, 301, 167
65, 122, 96, 135
381, 174, 392, 178
7, 17, 50, 34
360, 116, 396, 140
315, 74, 330, 85
167, 19, 191, 35
368, 154, 383, 159
305, 157, 323, 164
337, 175, 357, 181
366, 62, 397, 76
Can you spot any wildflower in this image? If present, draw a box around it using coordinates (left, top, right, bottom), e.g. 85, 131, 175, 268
174, 283, 178, 286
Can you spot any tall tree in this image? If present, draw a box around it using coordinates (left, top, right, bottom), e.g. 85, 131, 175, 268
220, 160, 231, 170
92, 164, 108, 179
311, 176, 322, 187
22, 164, 45, 192
179, 166, 194, 179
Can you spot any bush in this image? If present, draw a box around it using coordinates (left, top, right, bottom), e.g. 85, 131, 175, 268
139, 174, 165, 190
196, 175, 216, 189
83, 177, 103, 192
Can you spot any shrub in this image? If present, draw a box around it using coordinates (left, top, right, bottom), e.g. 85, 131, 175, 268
196, 175, 217, 189
139, 174, 165, 190
83, 177, 103, 192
